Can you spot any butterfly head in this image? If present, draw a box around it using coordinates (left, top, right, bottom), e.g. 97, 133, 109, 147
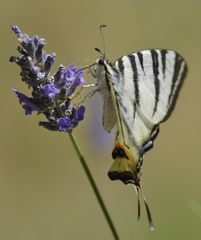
94, 56, 113, 87
108, 143, 141, 186
96, 56, 108, 66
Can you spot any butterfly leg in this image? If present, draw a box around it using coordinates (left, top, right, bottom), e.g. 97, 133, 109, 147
70, 82, 97, 100
80, 63, 97, 78
88, 66, 96, 78
77, 88, 98, 104
71, 64, 99, 103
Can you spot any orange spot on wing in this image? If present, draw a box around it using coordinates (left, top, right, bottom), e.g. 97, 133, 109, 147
113, 143, 133, 160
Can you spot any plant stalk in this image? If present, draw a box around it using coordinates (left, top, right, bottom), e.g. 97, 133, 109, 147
68, 131, 120, 240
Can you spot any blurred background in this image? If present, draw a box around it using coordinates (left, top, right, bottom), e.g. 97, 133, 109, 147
1, 0, 201, 239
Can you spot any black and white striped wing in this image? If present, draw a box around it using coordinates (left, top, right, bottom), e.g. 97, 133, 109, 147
113, 49, 187, 148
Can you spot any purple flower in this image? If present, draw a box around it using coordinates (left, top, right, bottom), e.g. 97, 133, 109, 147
12, 26, 35, 56
72, 70, 85, 87
54, 66, 65, 83
57, 118, 72, 132
62, 65, 85, 96
35, 38, 46, 63
44, 53, 56, 73
39, 121, 58, 131
43, 83, 60, 101
11, 26, 86, 132
13, 88, 29, 103
13, 88, 40, 115
23, 102, 39, 115
75, 106, 85, 121
61, 100, 71, 113
62, 65, 77, 84
11, 25, 21, 36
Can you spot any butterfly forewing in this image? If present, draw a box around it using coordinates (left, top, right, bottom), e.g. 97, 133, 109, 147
115, 50, 187, 124
113, 49, 187, 148
102, 94, 117, 132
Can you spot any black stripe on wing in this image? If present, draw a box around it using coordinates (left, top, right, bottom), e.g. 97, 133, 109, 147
161, 49, 167, 77
137, 52, 145, 73
128, 54, 140, 106
163, 53, 187, 121
128, 54, 140, 120
151, 50, 160, 116
168, 53, 183, 104
117, 58, 124, 77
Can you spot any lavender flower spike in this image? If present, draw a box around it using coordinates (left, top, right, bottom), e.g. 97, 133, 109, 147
10, 25, 86, 132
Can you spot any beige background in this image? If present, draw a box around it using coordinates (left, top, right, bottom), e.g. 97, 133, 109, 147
1, 0, 201, 239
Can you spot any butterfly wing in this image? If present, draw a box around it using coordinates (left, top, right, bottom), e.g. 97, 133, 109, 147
95, 61, 117, 132
95, 50, 187, 185
113, 49, 187, 149
102, 94, 117, 132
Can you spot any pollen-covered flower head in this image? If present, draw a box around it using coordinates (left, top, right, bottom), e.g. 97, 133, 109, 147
10, 25, 85, 132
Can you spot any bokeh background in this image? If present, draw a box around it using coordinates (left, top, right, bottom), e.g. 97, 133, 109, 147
1, 0, 201, 239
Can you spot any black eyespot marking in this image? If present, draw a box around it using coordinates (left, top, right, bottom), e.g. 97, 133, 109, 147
112, 147, 127, 159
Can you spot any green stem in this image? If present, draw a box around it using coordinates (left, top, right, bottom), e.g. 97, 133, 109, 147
68, 131, 120, 240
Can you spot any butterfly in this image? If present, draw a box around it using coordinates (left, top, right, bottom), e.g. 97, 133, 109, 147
93, 47, 187, 230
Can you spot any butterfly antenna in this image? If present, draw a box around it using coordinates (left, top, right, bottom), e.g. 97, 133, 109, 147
139, 184, 155, 231
100, 24, 107, 56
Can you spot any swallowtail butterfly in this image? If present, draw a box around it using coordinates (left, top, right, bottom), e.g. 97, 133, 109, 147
94, 47, 187, 230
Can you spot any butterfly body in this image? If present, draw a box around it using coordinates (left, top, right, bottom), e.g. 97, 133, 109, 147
95, 57, 141, 185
